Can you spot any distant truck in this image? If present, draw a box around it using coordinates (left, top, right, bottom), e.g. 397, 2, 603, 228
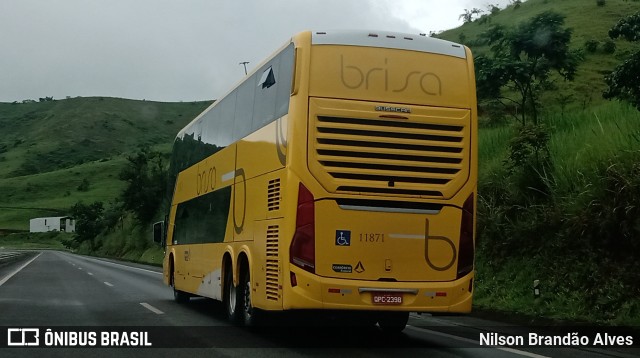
29, 216, 76, 233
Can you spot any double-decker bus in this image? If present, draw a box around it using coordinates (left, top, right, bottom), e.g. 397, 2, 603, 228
155, 30, 477, 332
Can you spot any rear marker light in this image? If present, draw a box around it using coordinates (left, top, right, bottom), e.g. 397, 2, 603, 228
328, 288, 352, 294
289, 183, 316, 273
425, 291, 447, 297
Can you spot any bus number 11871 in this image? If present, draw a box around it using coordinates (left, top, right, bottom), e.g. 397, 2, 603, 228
360, 233, 384, 243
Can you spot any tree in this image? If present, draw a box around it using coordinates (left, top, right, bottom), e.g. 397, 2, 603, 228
70, 201, 105, 251
459, 8, 483, 23
119, 148, 167, 224
603, 12, 640, 110
476, 11, 579, 125
488, 4, 501, 15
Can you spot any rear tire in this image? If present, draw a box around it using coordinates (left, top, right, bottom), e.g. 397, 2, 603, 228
224, 264, 241, 323
239, 265, 262, 327
377, 312, 409, 334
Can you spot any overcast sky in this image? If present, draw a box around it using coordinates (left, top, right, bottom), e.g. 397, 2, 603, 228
0, 0, 511, 103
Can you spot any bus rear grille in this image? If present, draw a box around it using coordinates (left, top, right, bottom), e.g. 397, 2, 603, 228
267, 179, 281, 211
315, 116, 465, 197
265, 225, 280, 301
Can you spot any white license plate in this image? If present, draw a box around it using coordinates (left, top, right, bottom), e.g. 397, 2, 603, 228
372, 292, 403, 305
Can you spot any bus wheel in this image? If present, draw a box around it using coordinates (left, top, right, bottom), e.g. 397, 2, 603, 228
239, 267, 261, 327
171, 266, 190, 304
377, 312, 409, 334
224, 265, 240, 323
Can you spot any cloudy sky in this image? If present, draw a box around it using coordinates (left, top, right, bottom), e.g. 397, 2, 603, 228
0, 0, 511, 103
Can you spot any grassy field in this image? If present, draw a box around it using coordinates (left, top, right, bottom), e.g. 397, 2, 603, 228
0, 97, 211, 178
474, 101, 640, 325
0, 158, 128, 230
0, 98, 211, 230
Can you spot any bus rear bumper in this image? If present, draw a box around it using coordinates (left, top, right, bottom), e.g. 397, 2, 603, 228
283, 268, 474, 313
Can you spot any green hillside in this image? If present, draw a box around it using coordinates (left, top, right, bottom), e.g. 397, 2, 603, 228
439, 0, 640, 108
439, 0, 640, 324
0, 97, 212, 229
0, 97, 211, 178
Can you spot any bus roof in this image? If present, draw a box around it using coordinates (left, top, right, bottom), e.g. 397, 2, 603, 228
311, 30, 466, 59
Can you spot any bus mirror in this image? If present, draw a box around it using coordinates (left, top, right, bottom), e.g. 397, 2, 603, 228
153, 221, 164, 245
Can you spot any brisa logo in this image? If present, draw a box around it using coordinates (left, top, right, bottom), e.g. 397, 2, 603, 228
340, 55, 442, 96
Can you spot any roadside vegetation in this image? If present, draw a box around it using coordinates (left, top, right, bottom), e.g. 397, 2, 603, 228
437, 0, 640, 324
0, 231, 70, 250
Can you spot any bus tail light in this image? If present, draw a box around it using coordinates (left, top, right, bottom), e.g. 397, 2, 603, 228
456, 193, 475, 279
290, 183, 315, 273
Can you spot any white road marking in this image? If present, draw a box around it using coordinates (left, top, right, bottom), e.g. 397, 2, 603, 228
88, 272, 93, 276
57, 252, 161, 275
406, 325, 550, 358
104, 282, 114, 287
0, 253, 42, 287
78, 267, 83, 270
140, 302, 164, 315
69, 254, 162, 275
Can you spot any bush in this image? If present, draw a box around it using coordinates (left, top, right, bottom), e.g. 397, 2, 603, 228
77, 178, 90, 192
597, 0, 606, 6
602, 40, 616, 54
584, 39, 599, 53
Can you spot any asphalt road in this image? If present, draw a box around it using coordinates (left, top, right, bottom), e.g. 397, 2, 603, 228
0, 250, 637, 358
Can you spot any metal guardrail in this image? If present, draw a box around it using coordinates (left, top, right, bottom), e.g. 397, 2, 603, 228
0, 251, 24, 261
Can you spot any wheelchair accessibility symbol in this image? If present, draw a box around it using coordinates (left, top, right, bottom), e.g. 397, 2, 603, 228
335, 230, 351, 246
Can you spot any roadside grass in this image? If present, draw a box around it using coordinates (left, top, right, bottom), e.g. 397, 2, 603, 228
0, 231, 70, 250
474, 255, 640, 326
72, 214, 162, 266
478, 125, 511, 182
474, 100, 640, 325
547, 101, 640, 198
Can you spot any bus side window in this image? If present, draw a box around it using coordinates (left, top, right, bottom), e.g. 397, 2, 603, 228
218, 91, 236, 147
275, 43, 294, 117
234, 80, 255, 141
253, 60, 278, 131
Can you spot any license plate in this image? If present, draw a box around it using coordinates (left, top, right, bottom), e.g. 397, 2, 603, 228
372, 292, 403, 305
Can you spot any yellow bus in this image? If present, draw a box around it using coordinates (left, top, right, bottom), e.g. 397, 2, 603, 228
155, 30, 477, 332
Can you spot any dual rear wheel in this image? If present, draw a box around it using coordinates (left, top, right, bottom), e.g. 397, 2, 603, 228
224, 263, 260, 327
179, 258, 407, 332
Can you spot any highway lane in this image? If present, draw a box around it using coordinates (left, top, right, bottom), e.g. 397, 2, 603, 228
0, 250, 637, 357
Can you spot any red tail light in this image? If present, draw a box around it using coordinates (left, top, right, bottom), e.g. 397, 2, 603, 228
290, 183, 315, 273
456, 193, 475, 279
